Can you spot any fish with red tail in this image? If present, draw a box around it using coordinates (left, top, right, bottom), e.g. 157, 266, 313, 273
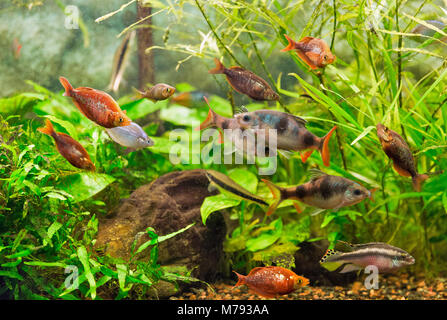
281, 34, 336, 69
376, 123, 428, 191
195, 96, 240, 143
233, 266, 309, 298
262, 170, 375, 216
134, 83, 176, 102
38, 119, 95, 171
209, 58, 280, 101
59, 76, 131, 128
320, 241, 415, 273
234, 108, 337, 166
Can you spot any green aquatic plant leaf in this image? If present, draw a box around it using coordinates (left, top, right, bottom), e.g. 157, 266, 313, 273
201, 194, 240, 225
77, 246, 96, 300
227, 168, 258, 194
121, 99, 166, 120
56, 172, 116, 203
246, 218, 282, 252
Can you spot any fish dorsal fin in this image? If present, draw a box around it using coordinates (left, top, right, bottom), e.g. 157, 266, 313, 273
299, 36, 315, 44
334, 240, 355, 252
234, 106, 249, 114
229, 66, 245, 71
248, 267, 266, 275
291, 114, 307, 126
319, 248, 339, 263
308, 168, 328, 181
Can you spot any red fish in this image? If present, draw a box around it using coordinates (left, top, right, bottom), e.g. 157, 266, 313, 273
233, 266, 309, 298
376, 123, 428, 191
209, 58, 279, 101
12, 38, 22, 59
170, 91, 210, 108
59, 77, 131, 128
38, 119, 95, 171
281, 34, 335, 69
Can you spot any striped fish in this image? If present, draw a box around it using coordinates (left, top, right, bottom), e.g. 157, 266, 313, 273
205, 170, 268, 207
108, 31, 135, 93
234, 109, 337, 166
320, 241, 415, 273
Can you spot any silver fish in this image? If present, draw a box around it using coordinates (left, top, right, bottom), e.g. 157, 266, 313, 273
105, 121, 154, 151
320, 241, 415, 273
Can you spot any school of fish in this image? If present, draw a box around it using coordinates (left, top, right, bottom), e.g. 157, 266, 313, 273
34, 23, 443, 299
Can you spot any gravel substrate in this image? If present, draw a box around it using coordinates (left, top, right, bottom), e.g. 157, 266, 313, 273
171, 273, 446, 300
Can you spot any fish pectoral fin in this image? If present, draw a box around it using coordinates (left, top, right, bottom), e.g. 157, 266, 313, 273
296, 51, 318, 70
310, 208, 326, 216
338, 264, 363, 274
278, 150, 294, 159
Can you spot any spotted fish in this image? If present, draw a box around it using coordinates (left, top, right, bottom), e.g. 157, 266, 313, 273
262, 170, 375, 216
234, 109, 337, 166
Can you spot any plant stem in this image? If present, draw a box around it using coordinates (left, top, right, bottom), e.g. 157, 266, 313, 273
238, 10, 290, 113
194, 0, 243, 67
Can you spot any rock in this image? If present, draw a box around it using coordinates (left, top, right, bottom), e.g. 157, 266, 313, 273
95, 169, 227, 284
292, 240, 357, 286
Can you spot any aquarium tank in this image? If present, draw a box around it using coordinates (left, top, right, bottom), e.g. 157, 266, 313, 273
0, 0, 446, 302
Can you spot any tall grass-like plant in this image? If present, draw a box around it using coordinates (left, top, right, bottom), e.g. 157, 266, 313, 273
136, 0, 447, 275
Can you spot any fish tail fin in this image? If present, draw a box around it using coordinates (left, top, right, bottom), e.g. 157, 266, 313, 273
232, 271, 246, 287
132, 87, 145, 100
318, 126, 337, 167
208, 58, 225, 74
38, 119, 56, 138
412, 174, 429, 192
281, 34, 296, 52
59, 77, 73, 97
261, 179, 285, 216
195, 96, 218, 131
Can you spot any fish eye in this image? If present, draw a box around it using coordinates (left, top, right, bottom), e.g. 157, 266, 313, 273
243, 115, 250, 122
353, 189, 362, 196
119, 117, 124, 123
323, 55, 328, 61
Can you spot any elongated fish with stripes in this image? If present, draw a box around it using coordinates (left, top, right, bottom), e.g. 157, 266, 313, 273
205, 170, 268, 207
108, 31, 135, 93
234, 108, 337, 166
262, 170, 375, 216
320, 241, 415, 273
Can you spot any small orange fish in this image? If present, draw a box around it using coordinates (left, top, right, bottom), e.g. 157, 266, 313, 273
233, 266, 309, 298
376, 123, 428, 191
281, 34, 336, 69
12, 38, 22, 59
59, 77, 131, 128
135, 83, 176, 102
38, 119, 96, 171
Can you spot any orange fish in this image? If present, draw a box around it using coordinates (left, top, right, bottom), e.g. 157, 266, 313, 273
38, 119, 96, 171
59, 77, 131, 128
233, 266, 309, 298
281, 34, 335, 69
12, 38, 22, 59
